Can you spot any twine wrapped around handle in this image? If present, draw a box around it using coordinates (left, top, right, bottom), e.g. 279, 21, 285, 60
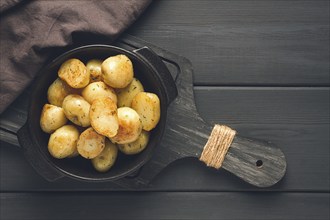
199, 124, 236, 169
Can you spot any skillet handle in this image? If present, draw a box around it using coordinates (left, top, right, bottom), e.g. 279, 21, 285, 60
17, 123, 64, 182
133, 47, 178, 105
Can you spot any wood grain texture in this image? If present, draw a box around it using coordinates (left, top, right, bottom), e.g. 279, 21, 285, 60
123, 45, 287, 188
0, 0, 329, 219
1, 192, 329, 220
222, 136, 286, 187
1, 87, 328, 191
128, 0, 329, 86
0, 37, 328, 189
106, 41, 286, 188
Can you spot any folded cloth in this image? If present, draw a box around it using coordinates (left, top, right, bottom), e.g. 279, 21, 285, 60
0, 0, 152, 113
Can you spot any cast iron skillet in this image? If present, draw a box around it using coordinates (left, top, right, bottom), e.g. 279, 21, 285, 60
17, 45, 178, 182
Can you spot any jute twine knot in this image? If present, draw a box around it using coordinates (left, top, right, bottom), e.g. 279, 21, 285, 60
199, 124, 236, 169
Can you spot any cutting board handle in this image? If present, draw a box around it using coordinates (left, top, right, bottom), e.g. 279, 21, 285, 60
216, 133, 287, 187
197, 124, 287, 187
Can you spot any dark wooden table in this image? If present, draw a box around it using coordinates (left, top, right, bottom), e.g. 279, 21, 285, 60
1, 1, 329, 219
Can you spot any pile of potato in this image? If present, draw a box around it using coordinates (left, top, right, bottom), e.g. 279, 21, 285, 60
40, 54, 161, 172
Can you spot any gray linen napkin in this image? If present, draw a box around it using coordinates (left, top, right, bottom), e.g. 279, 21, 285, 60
0, 0, 152, 113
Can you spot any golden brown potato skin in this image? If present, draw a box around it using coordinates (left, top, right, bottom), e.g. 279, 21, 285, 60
101, 54, 134, 88
67, 147, 79, 158
110, 107, 142, 144
82, 81, 117, 104
118, 130, 149, 155
62, 94, 91, 127
40, 104, 68, 133
41, 53, 162, 171
90, 97, 119, 138
47, 78, 74, 107
48, 125, 79, 159
86, 59, 103, 82
58, 58, 89, 88
91, 139, 118, 172
131, 92, 161, 131
116, 78, 144, 107
77, 127, 105, 159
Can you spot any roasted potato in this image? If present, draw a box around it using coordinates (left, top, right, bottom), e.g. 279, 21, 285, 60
77, 127, 105, 159
116, 78, 144, 107
82, 81, 117, 104
90, 97, 118, 138
40, 104, 68, 133
62, 94, 91, 127
110, 107, 142, 144
91, 139, 118, 172
101, 54, 133, 88
67, 148, 79, 158
86, 59, 102, 82
131, 92, 161, 131
118, 130, 149, 155
48, 125, 79, 159
41, 54, 161, 170
58, 58, 89, 88
47, 78, 74, 107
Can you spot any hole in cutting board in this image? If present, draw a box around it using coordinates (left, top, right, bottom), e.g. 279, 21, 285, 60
256, 160, 263, 168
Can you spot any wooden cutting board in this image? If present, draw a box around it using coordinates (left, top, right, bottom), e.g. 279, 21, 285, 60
111, 35, 286, 188
0, 34, 286, 188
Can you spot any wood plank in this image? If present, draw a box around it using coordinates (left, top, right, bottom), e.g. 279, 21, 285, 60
0, 1, 328, 220
1, 192, 329, 220
194, 87, 329, 125
1, 88, 328, 191
128, 0, 329, 85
